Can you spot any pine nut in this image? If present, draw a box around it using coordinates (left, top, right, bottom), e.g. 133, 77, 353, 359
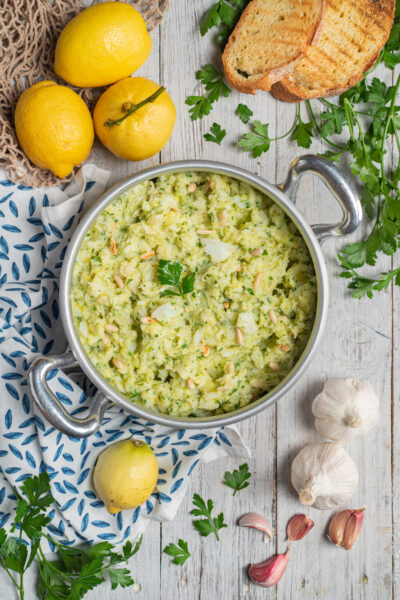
269, 362, 280, 371
114, 275, 124, 288
187, 378, 195, 390
218, 209, 228, 226
102, 334, 110, 345
226, 361, 234, 375
140, 250, 155, 260
112, 358, 124, 370
171, 206, 181, 212
253, 272, 261, 291
279, 344, 291, 352
236, 265, 242, 272
209, 180, 216, 190
187, 182, 197, 193
223, 302, 230, 309
105, 324, 118, 332
140, 316, 154, 324
202, 345, 210, 357
236, 326, 244, 345
110, 237, 117, 255
269, 309, 277, 324
196, 229, 212, 235
251, 247, 263, 256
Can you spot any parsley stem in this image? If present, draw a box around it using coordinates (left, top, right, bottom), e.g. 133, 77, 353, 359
380, 71, 400, 199
104, 86, 166, 127
270, 107, 299, 141
2, 566, 21, 596
306, 100, 343, 150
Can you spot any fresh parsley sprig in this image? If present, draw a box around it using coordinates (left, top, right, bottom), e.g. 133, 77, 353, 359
223, 463, 251, 495
192, 0, 400, 299
190, 494, 227, 541
201, 0, 250, 47
163, 539, 191, 565
204, 122, 226, 145
0, 473, 142, 600
237, 103, 253, 124
186, 65, 231, 120
158, 260, 195, 297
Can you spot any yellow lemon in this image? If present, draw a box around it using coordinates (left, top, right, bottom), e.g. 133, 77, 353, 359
14, 81, 94, 178
93, 439, 159, 514
54, 2, 152, 88
93, 77, 176, 161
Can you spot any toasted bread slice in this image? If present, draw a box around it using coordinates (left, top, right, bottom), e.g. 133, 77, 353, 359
222, 0, 325, 94
272, 0, 395, 102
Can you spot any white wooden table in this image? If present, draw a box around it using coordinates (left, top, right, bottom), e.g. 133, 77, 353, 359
3, 2, 399, 598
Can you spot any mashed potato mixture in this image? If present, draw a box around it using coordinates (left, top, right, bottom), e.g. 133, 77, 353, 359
71, 172, 316, 417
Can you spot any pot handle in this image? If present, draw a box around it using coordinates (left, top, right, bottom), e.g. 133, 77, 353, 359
278, 154, 362, 243
28, 350, 109, 438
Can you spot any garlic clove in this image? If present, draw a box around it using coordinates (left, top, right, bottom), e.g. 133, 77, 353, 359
287, 514, 314, 541
238, 513, 273, 539
328, 508, 365, 550
312, 378, 379, 443
248, 549, 290, 588
291, 443, 359, 510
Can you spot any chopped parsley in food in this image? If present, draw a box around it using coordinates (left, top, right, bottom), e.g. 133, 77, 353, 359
71, 172, 316, 417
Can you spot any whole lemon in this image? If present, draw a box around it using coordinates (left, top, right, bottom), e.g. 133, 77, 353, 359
93, 439, 158, 514
15, 81, 94, 178
93, 77, 176, 161
54, 2, 152, 88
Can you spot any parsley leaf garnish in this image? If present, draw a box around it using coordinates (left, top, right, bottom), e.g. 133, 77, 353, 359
204, 122, 226, 145
223, 463, 251, 495
290, 112, 314, 148
186, 65, 231, 120
158, 260, 195, 297
237, 103, 253, 124
237, 120, 271, 157
0, 473, 142, 599
185, 96, 213, 121
201, 0, 250, 47
163, 539, 191, 565
190, 494, 227, 541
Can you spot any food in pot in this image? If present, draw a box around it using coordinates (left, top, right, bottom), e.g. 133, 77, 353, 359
71, 172, 316, 417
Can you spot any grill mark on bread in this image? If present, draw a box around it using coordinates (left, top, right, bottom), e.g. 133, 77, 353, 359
222, 0, 325, 93
272, 0, 395, 101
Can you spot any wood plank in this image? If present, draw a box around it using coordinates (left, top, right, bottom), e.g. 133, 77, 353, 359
275, 63, 393, 600
158, 1, 279, 599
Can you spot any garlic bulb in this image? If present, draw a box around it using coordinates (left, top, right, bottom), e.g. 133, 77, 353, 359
291, 443, 359, 510
312, 378, 379, 442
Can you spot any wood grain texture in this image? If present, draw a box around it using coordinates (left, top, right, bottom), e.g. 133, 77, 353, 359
1, 1, 397, 599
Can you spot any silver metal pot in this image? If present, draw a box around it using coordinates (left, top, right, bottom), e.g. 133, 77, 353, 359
28, 155, 362, 437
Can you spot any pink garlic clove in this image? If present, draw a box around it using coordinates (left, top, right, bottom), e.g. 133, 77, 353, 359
248, 549, 290, 588
328, 508, 365, 550
287, 514, 314, 541
238, 513, 273, 539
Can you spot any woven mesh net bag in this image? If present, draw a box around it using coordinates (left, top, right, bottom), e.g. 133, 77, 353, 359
0, 0, 169, 187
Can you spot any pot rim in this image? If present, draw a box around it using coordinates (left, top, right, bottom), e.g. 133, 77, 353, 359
60, 160, 328, 428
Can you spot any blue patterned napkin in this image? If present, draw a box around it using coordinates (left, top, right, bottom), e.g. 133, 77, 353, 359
0, 165, 249, 550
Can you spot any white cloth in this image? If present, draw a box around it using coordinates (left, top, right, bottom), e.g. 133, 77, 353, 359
0, 165, 250, 550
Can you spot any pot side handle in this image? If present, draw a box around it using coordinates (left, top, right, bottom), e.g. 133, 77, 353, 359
278, 154, 362, 243
28, 350, 109, 438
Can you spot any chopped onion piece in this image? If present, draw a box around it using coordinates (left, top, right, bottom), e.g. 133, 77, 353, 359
151, 303, 175, 322
237, 312, 257, 336
201, 238, 236, 262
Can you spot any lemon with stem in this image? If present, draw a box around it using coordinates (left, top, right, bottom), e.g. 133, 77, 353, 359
93, 77, 176, 161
